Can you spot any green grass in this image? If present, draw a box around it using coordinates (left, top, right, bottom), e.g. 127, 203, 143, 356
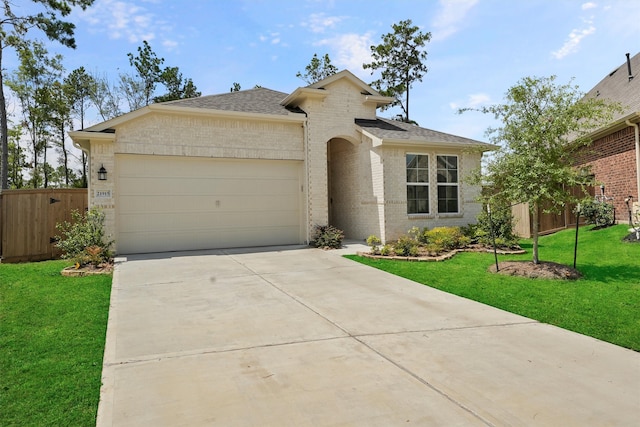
347, 224, 640, 351
0, 260, 112, 426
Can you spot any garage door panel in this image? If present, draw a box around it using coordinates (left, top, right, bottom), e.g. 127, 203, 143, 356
119, 194, 300, 214
116, 155, 303, 254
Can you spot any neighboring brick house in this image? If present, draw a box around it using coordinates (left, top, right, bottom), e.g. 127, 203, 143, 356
574, 52, 640, 222
70, 70, 492, 254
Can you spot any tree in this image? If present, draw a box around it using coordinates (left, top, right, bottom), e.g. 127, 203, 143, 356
154, 66, 201, 102
89, 72, 121, 120
462, 75, 620, 264
127, 40, 164, 106
118, 73, 146, 112
296, 53, 338, 84
1, 0, 95, 189
363, 19, 431, 124
6, 41, 64, 188
64, 67, 95, 186
230, 82, 241, 92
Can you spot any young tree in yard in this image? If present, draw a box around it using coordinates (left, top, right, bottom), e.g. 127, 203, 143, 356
0, 0, 95, 189
296, 53, 338, 84
462, 75, 619, 264
363, 19, 431, 124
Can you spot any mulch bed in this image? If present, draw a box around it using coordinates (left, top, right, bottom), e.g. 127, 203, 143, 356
488, 261, 582, 280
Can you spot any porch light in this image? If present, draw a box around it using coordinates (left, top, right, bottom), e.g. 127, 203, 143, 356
98, 165, 108, 181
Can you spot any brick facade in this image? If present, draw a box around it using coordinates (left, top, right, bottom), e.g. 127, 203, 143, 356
574, 126, 639, 221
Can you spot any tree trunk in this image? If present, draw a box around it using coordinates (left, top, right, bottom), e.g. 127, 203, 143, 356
0, 41, 8, 189
532, 202, 540, 264
61, 122, 69, 186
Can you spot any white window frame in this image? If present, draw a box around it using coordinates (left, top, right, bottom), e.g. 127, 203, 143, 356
406, 153, 430, 215
436, 154, 460, 214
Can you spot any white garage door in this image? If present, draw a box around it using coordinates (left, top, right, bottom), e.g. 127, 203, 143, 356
116, 154, 303, 254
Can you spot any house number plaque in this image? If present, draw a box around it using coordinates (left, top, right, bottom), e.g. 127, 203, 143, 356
96, 190, 112, 198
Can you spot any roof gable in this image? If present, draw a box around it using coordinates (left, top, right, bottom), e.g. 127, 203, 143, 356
585, 52, 640, 122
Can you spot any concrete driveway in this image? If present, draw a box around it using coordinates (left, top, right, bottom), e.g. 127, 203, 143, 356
97, 245, 639, 426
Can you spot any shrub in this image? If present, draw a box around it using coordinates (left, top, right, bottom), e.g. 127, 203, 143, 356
581, 199, 615, 228
311, 224, 344, 249
55, 208, 114, 266
366, 235, 382, 254
380, 244, 392, 256
475, 202, 519, 248
423, 227, 469, 250
394, 235, 419, 257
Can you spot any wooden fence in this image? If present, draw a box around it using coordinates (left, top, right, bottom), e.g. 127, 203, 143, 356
0, 188, 88, 263
511, 186, 594, 238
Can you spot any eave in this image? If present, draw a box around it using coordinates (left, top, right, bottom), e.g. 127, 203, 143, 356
583, 111, 640, 141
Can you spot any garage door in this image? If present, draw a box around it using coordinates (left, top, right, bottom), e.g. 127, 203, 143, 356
116, 154, 303, 254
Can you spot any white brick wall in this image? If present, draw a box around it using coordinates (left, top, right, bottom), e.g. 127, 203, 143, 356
82, 74, 485, 248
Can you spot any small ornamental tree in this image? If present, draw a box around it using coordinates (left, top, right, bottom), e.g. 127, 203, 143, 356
462, 75, 619, 264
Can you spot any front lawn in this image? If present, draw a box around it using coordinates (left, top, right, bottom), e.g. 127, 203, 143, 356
0, 260, 112, 426
347, 224, 640, 351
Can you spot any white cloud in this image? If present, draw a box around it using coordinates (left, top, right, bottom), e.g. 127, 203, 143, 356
431, 0, 479, 42
551, 23, 596, 59
316, 32, 374, 76
78, 0, 158, 43
582, 2, 597, 10
302, 13, 345, 33
449, 93, 491, 110
162, 39, 179, 50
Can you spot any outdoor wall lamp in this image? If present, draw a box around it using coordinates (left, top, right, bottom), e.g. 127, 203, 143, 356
98, 165, 108, 181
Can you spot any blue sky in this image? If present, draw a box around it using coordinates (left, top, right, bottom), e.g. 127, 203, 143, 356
6, 0, 640, 141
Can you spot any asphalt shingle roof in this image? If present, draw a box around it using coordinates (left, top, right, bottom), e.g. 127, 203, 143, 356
585, 52, 640, 121
356, 117, 489, 147
162, 87, 298, 115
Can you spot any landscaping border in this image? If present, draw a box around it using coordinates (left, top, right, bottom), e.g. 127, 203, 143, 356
357, 246, 526, 262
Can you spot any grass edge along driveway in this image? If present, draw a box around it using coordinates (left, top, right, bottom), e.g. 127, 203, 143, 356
347, 225, 640, 352
0, 260, 112, 427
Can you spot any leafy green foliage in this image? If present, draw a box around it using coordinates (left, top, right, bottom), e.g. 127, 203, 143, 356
423, 227, 471, 250
580, 199, 615, 227
0, 259, 110, 426
363, 19, 431, 123
1, 0, 95, 189
473, 202, 520, 248
366, 235, 382, 254
55, 208, 113, 266
347, 225, 640, 351
311, 224, 344, 249
462, 75, 620, 263
127, 40, 164, 106
393, 235, 419, 256
296, 53, 338, 84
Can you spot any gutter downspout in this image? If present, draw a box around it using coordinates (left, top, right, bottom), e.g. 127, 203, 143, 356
625, 119, 640, 202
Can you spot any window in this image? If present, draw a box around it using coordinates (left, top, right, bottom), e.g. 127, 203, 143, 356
406, 154, 429, 214
437, 155, 459, 213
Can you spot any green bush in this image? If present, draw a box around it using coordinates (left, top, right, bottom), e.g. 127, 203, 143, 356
311, 224, 344, 249
423, 227, 469, 250
380, 244, 392, 256
366, 235, 382, 254
581, 199, 615, 228
55, 208, 114, 266
394, 235, 419, 256
475, 202, 519, 248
